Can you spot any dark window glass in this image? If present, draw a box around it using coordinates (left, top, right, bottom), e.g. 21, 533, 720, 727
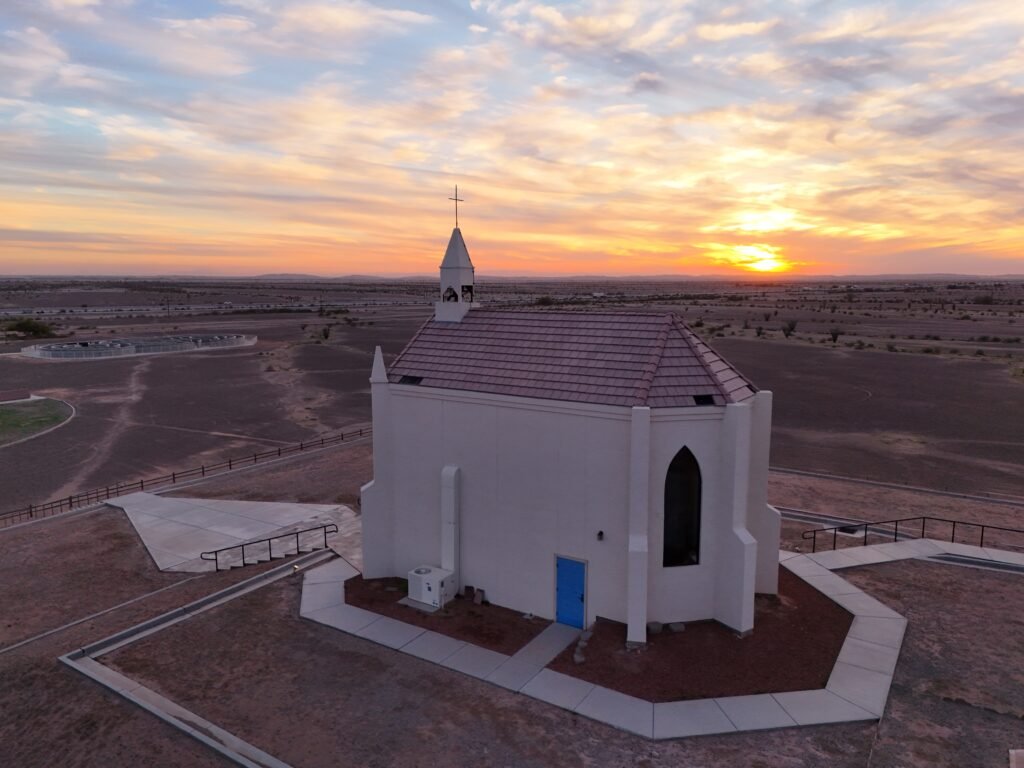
663, 447, 701, 567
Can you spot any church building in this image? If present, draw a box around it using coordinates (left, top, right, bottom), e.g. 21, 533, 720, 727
360, 226, 779, 643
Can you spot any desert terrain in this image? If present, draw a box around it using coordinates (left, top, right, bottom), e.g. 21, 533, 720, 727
2, 445, 1021, 767
3, 276, 1022, 514
1, 276, 1022, 767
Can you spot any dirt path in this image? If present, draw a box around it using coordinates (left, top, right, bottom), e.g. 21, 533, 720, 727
48, 358, 151, 501
258, 341, 337, 435
79, 417, 297, 447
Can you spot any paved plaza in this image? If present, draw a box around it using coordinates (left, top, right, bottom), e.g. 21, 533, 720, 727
109, 492, 357, 571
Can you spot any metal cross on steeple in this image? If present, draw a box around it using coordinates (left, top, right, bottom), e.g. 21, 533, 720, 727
448, 185, 464, 228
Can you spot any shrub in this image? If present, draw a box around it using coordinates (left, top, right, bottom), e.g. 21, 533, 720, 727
6, 318, 56, 338
6, 317, 57, 337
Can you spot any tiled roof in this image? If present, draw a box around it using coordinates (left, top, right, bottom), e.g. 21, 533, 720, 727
387, 309, 756, 408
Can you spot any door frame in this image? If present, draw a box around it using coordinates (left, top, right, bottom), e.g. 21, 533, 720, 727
554, 554, 588, 629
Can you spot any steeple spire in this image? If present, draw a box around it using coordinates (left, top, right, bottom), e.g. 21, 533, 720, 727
435, 218, 477, 322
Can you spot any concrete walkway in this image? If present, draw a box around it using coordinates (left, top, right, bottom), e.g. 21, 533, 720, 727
300, 559, 580, 692
108, 492, 357, 572
300, 555, 891, 738
300, 539, 1024, 739
799, 537, 1024, 571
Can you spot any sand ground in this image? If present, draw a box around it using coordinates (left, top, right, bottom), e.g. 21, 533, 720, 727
2, 448, 1022, 767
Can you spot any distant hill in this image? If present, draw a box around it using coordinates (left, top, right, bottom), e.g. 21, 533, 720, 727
4, 272, 1024, 282
252, 273, 326, 280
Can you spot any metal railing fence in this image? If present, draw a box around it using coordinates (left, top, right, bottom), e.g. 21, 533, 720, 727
0, 428, 370, 528
803, 515, 1024, 553
200, 523, 339, 571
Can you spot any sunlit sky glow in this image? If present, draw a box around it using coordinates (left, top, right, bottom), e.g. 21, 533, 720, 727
1, 0, 1023, 277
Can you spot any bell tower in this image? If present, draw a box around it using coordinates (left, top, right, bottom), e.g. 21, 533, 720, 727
435, 186, 477, 322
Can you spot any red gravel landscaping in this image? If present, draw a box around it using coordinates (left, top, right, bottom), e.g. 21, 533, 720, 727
549, 566, 853, 702
344, 575, 550, 656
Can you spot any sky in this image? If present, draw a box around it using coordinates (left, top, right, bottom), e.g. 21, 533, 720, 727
1, 1, 1023, 277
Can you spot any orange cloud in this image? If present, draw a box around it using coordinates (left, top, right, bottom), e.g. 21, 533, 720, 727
1, 1, 1024, 276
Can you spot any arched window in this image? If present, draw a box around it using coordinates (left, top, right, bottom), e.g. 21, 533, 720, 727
663, 447, 701, 567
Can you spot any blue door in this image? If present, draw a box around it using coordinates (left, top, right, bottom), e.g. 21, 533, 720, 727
556, 557, 585, 629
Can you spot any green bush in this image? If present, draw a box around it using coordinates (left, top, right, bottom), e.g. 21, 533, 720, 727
6, 318, 56, 338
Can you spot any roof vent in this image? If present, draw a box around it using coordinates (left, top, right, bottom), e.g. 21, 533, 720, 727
693, 394, 715, 406
398, 375, 423, 385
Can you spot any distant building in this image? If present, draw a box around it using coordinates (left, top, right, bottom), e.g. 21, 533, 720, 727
361, 227, 779, 642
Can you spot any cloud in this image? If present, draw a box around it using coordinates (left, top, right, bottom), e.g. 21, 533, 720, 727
631, 71, 665, 93
0, 26, 127, 97
493, 2, 693, 57
273, 2, 434, 43
0, 28, 67, 97
797, 7, 888, 43
2, 0, 1024, 276
44, 0, 103, 23
696, 19, 778, 42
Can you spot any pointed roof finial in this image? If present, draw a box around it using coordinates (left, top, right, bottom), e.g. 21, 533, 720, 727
370, 345, 387, 384
448, 185, 464, 228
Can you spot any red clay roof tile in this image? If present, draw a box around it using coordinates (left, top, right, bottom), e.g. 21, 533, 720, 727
387, 309, 756, 408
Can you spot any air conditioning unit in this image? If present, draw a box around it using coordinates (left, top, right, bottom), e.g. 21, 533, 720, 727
407, 565, 455, 608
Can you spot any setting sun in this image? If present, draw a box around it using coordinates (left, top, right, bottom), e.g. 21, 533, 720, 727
698, 243, 795, 273
734, 245, 791, 272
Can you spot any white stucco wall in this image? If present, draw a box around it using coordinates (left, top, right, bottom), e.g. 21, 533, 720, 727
746, 391, 780, 595
362, 381, 776, 635
645, 410, 728, 623
364, 386, 634, 626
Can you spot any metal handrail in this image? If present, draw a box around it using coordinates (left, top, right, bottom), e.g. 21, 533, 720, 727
200, 523, 339, 571
802, 515, 1024, 553
0, 427, 369, 527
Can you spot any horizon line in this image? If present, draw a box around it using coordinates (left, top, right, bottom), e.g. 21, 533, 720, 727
2, 272, 1024, 282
